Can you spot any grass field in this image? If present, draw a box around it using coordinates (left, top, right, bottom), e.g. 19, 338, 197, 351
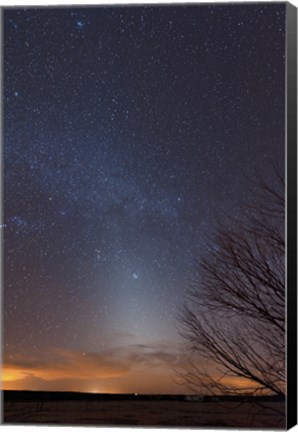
3, 391, 285, 428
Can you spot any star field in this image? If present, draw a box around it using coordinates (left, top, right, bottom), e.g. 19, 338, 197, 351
3, 4, 285, 393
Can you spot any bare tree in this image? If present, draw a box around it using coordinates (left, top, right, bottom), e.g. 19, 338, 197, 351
177, 167, 285, 398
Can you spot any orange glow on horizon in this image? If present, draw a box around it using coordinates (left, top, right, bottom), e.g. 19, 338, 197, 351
2, 361, 261, 395
2, 349, 262, 395
2, 367, 27, 383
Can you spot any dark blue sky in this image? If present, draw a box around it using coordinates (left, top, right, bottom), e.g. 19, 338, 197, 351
3, 3, 285, 393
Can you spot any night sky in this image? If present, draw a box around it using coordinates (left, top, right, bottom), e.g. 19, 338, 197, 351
3, 3, 285, 394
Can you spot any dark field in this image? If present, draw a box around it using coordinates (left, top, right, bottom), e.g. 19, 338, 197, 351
3, 391, 285, 428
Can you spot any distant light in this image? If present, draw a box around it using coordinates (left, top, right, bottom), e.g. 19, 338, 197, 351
132, 273, 139, 280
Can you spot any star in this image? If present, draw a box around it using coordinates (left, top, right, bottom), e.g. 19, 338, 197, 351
76, 20, 85, 30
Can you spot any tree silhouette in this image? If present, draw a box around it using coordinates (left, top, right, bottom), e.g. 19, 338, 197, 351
177, 167, 285, 398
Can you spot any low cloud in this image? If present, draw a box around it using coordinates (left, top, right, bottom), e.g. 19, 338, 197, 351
3, 342, 185, 393
3, 349, 131, 383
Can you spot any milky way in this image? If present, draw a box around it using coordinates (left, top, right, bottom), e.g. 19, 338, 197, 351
3, 4, 285, 393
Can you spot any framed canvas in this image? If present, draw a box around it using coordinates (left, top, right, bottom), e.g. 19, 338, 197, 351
1, 0, 297, 429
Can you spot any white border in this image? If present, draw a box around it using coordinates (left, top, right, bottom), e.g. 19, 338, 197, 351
1, 1, 297, 432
